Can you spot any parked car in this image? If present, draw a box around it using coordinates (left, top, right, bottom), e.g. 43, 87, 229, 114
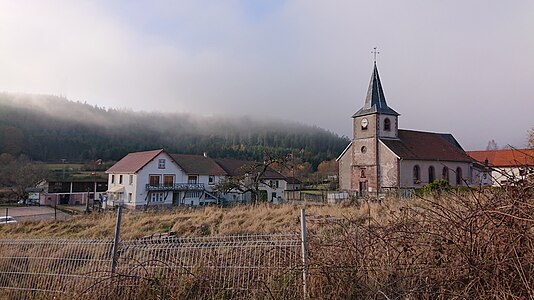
17, 199, 40, 206
0, 216, 17, 224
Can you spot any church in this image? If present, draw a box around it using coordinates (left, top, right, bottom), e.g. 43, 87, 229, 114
337, 62, 474, 196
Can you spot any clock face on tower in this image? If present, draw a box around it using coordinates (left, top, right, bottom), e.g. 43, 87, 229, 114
361, 118, 369, 129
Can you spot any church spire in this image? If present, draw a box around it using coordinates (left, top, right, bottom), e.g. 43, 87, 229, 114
352, 60, 399, 118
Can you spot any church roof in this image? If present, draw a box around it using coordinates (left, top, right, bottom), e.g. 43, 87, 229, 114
380, 130, 472, 162
467, 149, 534, 167
353, 63, 399, 117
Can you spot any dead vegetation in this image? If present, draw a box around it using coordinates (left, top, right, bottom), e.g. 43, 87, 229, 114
0, 183, 533, 299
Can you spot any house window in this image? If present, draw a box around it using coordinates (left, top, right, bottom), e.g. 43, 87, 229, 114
188, 175, 198, 184
270, 180, 279, 188
151, 192, 164, 202
111, 175, 115, 184
164, 175, 174, 187
129, 175, 133, 185
384, 118, 391, 131
158, 159, 166, 169
272, 192, 276, 201
149, 175, 161, 186
119, 175, 123, 184
128, 193, 132, 203
185, 191, 201, 198
413, 165, 420, 184
456, 167, 463, 185
428, 166, 435, 183
442, 167, 449, 182
208, 175, 215, 185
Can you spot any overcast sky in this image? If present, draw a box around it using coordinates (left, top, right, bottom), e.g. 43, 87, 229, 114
1, 1, 533, 150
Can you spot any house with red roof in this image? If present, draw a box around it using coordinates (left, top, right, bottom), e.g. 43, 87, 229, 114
106, 149, 226, 209
338, 62, 476, 196
467, 148, 534, 186
106, 150, 289, 208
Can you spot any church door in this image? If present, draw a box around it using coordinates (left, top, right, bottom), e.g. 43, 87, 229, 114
359, 181, 368, 197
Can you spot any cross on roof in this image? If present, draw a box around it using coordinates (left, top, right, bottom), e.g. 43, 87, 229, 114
371, 47, 379, 63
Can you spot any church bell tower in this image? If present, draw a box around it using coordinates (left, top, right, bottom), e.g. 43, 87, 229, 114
350, 59, 399, 196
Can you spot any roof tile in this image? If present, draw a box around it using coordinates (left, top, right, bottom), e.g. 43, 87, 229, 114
467, 149, 534, 167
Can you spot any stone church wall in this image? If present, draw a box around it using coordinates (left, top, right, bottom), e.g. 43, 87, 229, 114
399, 160, 471, 188
378, 142, 399, 187
338, 144, 353, 191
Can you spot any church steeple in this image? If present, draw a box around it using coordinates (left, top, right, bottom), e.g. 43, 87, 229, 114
352, 63, 399, 118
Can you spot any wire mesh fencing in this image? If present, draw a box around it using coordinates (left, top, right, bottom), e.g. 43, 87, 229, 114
0, 234, 304, 299
0, 238, 114, 299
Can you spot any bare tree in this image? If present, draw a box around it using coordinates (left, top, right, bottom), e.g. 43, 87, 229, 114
486, 139, 498, 150
215, 155, 288, 205
1, 155, 48, 203
529, 127, 534, 149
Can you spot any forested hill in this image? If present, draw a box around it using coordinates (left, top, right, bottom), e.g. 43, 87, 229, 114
0, 93, 348, 169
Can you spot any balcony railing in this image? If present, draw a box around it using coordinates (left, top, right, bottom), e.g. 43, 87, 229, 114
145, 183, 205, 191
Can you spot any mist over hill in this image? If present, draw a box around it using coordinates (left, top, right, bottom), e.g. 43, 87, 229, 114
0, 93, 348, 169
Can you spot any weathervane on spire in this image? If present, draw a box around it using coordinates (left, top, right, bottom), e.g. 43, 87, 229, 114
371, 47, 380, 64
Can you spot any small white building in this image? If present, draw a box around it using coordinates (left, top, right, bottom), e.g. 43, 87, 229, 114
214, 158, 288, 203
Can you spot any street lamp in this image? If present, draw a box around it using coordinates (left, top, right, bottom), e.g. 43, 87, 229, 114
87, 159, 103, 213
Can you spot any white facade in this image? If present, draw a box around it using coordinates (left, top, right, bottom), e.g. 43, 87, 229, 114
107, 152, 224, 209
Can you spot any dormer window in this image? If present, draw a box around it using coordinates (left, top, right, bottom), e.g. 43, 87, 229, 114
384, 118, 391, 131
158, 159, 166, 169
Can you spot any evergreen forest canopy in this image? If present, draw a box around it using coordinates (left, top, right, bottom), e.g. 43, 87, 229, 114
0, 93, 349, 170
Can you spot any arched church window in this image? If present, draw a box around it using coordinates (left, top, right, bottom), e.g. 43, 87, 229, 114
456, 167, 463, 185
428, 166, 435, 183
442, 166, 449, 182
384, 118, 391, 131
413, 165, 420, 184
360, 169, 366, 178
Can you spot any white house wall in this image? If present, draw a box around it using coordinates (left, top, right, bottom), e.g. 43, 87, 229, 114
135, 152, 186, 208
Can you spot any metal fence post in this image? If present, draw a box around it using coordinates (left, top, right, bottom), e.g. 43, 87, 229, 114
111, 205, 123, 274
300, 208, 308, 299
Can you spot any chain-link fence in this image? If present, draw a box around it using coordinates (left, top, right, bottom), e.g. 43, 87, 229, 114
0, 223, 305, 299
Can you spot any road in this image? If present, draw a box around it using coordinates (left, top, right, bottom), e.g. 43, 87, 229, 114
1, 206, 72, 222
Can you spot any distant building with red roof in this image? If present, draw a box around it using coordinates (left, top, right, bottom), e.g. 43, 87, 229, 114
467, 149, 534, 186
338, 63, 479, 196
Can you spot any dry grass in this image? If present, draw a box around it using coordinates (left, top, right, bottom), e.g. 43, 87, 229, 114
0, 184, 533, 299
0, 202, 368, 239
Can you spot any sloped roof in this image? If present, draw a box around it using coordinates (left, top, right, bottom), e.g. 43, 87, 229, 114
106, 149, 164, 173
380, 130, 472, 162
467, 149, 534, 167
214, 158, 286, 179
171, 154, 227, 176
286, 177, 302, 184
353, 63, 399, 117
